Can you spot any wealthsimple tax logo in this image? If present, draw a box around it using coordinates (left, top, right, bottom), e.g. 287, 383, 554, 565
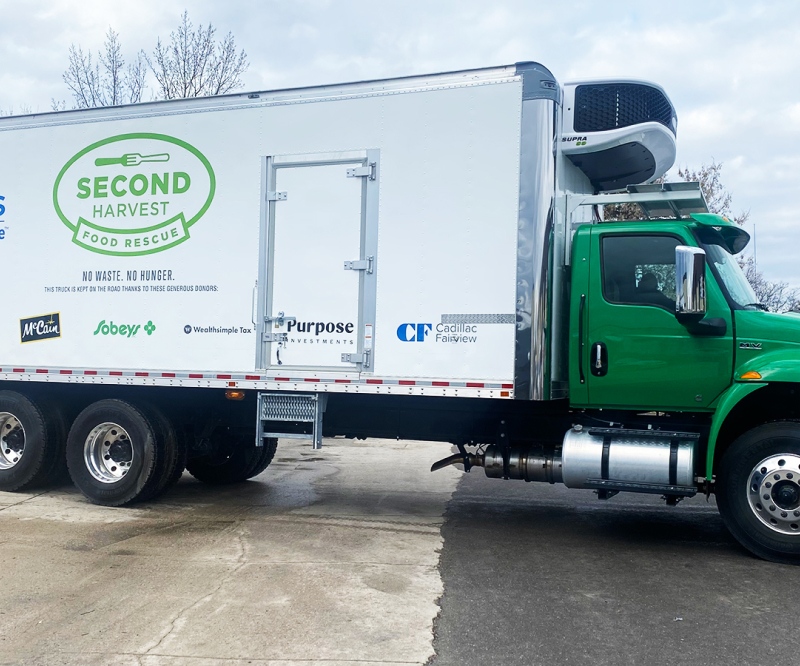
53, 133, 215, 256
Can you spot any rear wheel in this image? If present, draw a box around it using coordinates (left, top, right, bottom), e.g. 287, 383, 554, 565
187, 428, 275, 485
66, 400, 173, 506
0, 391, 65, 491
136, 404, 180, 502
246, 438, 278, 479
164, 422, 189, 490
717, 422, 800, 564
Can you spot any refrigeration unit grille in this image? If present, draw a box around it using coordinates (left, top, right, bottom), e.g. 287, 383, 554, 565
574, 83, 676, 134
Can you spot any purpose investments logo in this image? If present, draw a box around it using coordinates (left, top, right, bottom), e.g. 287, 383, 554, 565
53, 133, 215, 256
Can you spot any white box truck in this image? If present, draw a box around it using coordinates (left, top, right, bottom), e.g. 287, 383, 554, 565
3, 62, 799, 563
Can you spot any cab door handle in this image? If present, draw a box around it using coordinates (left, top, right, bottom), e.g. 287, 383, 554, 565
591, 342, 608, 376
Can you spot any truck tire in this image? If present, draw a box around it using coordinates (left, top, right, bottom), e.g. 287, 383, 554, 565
66, 399, 172, 506
717, 422, 800, 564
246, 438, 278, 479
164, 423, 189, 490
0, 391, 66, 492
135, 404, 180, 502
186, 429, 272, 485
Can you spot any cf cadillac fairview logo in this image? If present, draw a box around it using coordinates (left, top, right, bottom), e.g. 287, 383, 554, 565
20, 313, 61, 343
53, 133, 215, 256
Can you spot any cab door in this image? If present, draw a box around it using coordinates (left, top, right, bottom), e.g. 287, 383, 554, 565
578, 227, 734, 411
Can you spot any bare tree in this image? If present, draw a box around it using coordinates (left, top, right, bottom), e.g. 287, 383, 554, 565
63, 28, 146, 109
737, 256, 800, 312
675, 161, 749, 226
603, 160, 749, 224
146, 11, 248, 100
0, 104, 32, 117
602, 174, 666, 221
603, 160, 798, 311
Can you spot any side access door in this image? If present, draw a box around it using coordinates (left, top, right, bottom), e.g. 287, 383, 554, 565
571, 226, 734, 411
256, 151, 379, 373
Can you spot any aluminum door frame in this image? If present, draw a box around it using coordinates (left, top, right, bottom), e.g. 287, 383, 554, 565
256, 150, 380, 372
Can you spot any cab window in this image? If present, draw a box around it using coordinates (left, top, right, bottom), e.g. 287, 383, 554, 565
601, 235, 680, 310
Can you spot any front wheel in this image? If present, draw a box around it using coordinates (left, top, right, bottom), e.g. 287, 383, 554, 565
717, 422, 800, 564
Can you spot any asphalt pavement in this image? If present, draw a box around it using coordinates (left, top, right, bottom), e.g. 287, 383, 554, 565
431, 471, 800, 666
3, 437, 800, 665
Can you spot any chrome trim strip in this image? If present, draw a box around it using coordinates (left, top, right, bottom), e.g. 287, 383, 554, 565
514, 64, 559, 400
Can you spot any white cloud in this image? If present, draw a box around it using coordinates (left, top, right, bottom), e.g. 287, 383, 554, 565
1, 0, 799, 284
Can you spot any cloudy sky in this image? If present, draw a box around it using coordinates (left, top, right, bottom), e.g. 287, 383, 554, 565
2, 0, 799, 285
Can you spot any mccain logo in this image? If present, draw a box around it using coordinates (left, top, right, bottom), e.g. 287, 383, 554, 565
20, 313, 62, 344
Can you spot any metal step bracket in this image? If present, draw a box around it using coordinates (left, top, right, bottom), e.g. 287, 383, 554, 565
257, 392, 328, 449
563, 181, 709, 265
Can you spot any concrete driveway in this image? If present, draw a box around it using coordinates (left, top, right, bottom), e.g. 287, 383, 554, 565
0, 438, 460, 665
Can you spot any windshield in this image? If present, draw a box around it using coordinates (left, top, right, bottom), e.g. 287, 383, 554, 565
703, 242, 760, 308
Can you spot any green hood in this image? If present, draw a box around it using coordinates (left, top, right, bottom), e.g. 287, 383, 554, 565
735, 310, 800, 381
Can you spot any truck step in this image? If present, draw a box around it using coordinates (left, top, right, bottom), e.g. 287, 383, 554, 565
257, 392, 327, 450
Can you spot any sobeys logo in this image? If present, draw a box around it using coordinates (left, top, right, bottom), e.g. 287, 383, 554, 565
53, 133, 215, 256
93, 319, 157, 338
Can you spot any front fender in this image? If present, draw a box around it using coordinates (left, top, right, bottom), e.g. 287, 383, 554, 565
705, 381, 767, 479
735, 351, 800, 383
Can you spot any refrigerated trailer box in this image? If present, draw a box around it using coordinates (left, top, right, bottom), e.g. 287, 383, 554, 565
3, 62, 800, 564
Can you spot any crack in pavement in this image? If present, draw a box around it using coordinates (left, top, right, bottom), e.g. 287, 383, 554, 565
142, 526, 250, 655
0, 490, 51, 512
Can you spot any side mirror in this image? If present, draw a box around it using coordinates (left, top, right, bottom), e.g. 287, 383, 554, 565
675, 245, 707, 322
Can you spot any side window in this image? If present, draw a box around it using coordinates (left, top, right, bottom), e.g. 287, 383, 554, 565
601, 235, 680, 310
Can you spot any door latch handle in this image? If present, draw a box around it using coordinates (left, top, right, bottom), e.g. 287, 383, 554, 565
590, 342, 608, 377
265, 311, 296, 328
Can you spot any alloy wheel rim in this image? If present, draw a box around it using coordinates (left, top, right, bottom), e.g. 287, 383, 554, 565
0, 412, 25, 470
84, 422, 134, 484
748, 454, 800, 535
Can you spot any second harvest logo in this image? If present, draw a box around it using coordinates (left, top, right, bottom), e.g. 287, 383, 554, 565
53, 133, 215, 256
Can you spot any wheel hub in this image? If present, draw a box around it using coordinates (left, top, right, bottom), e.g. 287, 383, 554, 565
0, 412, 25, 470
84, 422, 134, 484
748, 454, 800, 535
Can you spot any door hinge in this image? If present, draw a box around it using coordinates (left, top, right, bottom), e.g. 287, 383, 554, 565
263, 332, 288, 343
267, 191, 288, 201
341, 351, 371, 367
343, 256, 374, 274
346, 162, 376, 181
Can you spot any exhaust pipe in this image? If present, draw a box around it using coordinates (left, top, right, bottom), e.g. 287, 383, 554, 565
430, 446, 563, 484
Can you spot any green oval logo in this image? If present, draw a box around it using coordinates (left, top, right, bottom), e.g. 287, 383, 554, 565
53, 133, 215, 256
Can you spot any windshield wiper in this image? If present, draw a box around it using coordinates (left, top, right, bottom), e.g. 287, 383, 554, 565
742, 302, 767, 311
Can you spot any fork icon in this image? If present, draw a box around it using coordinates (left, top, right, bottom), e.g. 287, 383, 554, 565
94, 153, 171, 167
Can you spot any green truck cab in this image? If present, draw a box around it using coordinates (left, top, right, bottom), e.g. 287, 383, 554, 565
568, 211, 800, 562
